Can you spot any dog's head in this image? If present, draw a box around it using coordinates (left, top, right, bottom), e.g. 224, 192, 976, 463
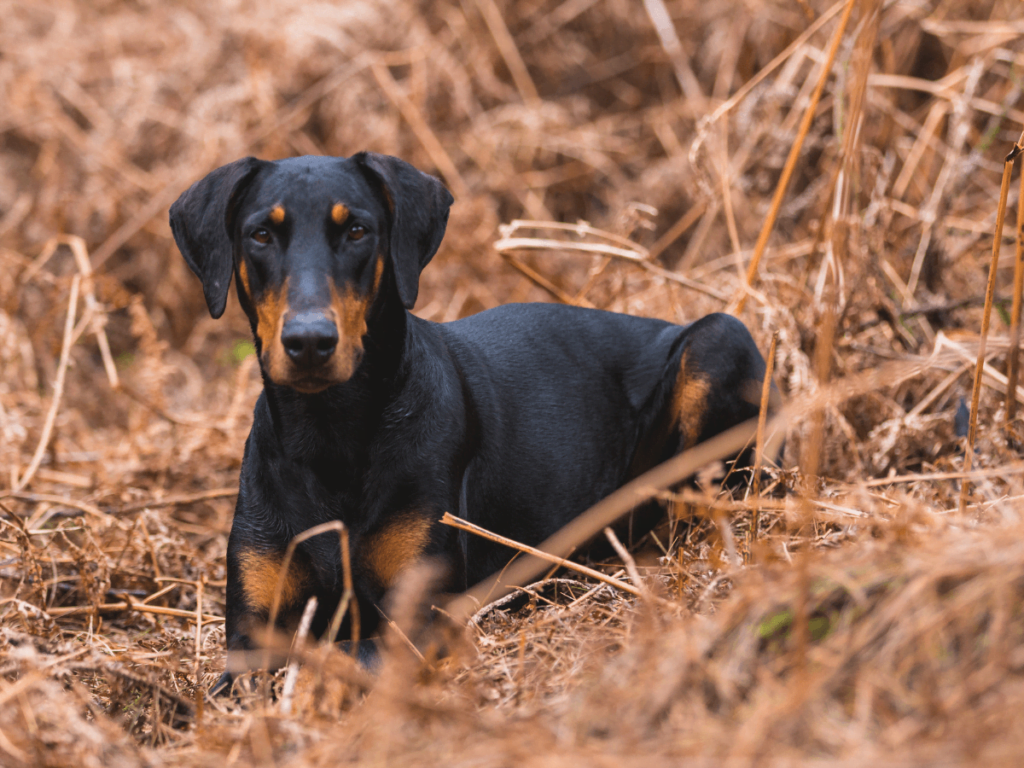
170, 153, 453, 393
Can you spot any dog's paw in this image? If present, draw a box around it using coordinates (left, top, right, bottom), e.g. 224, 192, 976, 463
337, 638, 383, 672
210, 670, 234, 697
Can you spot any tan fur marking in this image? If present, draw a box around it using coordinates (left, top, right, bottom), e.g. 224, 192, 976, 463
238, 259, 251, 297
237, 549, 309, 614
269, 205, 286, 224
256, 279, 290, 382
331, 203, 349, 225
371, 254, 385, 294
328, 281, 370, 381
672, 352, 711, 449
363, 515, 433, 588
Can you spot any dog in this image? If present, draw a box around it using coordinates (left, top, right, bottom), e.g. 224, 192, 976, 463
169, 153, 771, 690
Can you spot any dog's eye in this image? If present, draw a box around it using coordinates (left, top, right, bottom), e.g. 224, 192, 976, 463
251, 229, 271, 245
348, 225, 366, 241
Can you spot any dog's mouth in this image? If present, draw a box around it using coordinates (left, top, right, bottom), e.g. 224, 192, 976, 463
256, 294, 369, 393
263, 344, 364, 394
285, 377, 332, 394
284, 374, 338, 395
267, 368, 351, 395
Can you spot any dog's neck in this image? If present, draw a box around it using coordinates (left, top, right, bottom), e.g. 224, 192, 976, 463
256, 283, 411, 466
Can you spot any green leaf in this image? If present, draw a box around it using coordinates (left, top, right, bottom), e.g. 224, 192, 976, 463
757, 609, 793, 639
231, 340, 256, 364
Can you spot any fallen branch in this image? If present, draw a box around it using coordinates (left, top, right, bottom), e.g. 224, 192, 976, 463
495, 236, 647, 262
118, 488, 238, 514
495, 218, 727, 301
46, 600, 223, 624
440, 512, 647, 601
498, 219, 650, 255
0, 491, 108, 521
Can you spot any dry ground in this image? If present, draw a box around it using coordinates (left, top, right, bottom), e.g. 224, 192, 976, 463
3, 0, 1024, 764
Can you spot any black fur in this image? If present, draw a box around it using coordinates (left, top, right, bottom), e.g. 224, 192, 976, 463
169, 153, 772, 692
170, 157, 263, 318
354, 152, 453, 309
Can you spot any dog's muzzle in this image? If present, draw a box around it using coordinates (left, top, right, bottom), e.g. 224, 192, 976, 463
280, 311, 338, 369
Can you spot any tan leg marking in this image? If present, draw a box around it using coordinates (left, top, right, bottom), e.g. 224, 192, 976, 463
363, 515, 433, 589
237, 548, 311, 615
672, 351, 711, 449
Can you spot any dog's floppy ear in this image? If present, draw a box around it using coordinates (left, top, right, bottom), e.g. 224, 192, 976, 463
354, 152, 454, 309
169, 157, 263, 318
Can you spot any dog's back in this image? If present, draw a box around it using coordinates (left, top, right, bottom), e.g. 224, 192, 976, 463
437, 304, 764, 582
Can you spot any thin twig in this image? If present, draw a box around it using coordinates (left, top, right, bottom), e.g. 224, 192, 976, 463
960, 130, 1024, 513
0, 491, 108, 521
731, 0, 857, 314
750, 330, 779, 550
265, 521, 349, 687
91, 172, 194, 270
635, 260, 730, 302
495, 219, 727, 301
194, 574, 205, 725
46, 601, 223, 623
602, 527, 650, 599
280, 596, 318, 716
500, 252, 595, 307
906, 59, 984, 297
325, 524, 358, 653
1006, 156, 1024, 423
647, 203, 706, 261
118, 488, 237, 514
380, 607, 429, 664
641, 0, 703, 104
64, 236, 119, 388
446, 414, 772, 622
473, 0, 540, 106
15, 275, 81, 492
494, 236, 647, 262
372, 62, 469, 199
116, 381, 234, 434
498, 219, 651, 255
440, 513, 646, 600
708, 0, 847, 125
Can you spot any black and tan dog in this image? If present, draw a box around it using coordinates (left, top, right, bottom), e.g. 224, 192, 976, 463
170, 153, 770, 689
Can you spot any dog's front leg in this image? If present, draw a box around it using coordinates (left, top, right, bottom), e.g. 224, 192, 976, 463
213, 541, 315, 695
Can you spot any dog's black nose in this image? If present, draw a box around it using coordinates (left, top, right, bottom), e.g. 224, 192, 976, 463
281, 313, 338, 367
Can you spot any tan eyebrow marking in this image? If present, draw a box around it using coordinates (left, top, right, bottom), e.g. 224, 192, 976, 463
269, 205, 286, 224
331, 203, 349, 225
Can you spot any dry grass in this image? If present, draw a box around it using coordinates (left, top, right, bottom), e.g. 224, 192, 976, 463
2, 0, 1024, 764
